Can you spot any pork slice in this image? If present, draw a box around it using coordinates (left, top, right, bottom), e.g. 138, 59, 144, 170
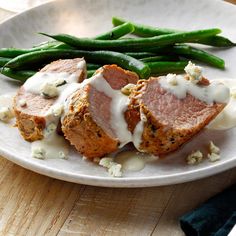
127, 77, 228, 155
14, 58, 86, 141
62, 64, 139, 159
40, 58, 86, 83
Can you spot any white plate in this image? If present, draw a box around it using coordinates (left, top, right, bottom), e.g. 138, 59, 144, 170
0, 0, 236, 187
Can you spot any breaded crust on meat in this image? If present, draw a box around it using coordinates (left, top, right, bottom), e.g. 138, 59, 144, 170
62, 87, 119, 158
62, 64, 139, 159
14, 58, 86, 142
127, 77, 226, 156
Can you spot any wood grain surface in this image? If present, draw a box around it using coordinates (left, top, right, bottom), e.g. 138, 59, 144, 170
0, 157, 235, 236
0, 1, 236, 235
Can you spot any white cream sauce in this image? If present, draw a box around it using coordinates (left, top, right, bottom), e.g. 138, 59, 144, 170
45, 83, 82, 125
0, 92, 15, 111
115, 150, 158, 171
31, 132, 69, 159
132, 110, 147, 151
77, 60, 86, 70
208, 78, 236, 130
159, 75, 230, 104
77, 60, 87, 78
38, 84, 82, 159
0, 92, 15, 122
23, 72, 79, 95
89, 73, 132, 147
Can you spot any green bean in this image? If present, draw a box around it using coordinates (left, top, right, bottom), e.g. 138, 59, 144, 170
0, 48, 38, 57
87, 63, 101, 70
125, 52, 157, 59
0, 57, 10, 67
0, 24, 133, 58
95, 22, 134, 40
51, 42, 74, 49
147, 61, 188, 75
0, 67, 35, 82
32, 40, 61, 49
42, 23, 134, 45
194, 36, 235, 47
0, 24, 134, 59
87, 70, 96, 78
33, 41, 74, 50
4, 49, 150, 79
0, 42, 68, 58
112, 17, 235, 47
0, 40, 75, 58
130, 44, 225, 69
112, 16, 176, 36
30, 23, 134, 53
172, 45, 225, 69
125, 46, 172, 53
141, 55, 179, 62
40, 28, 221, 51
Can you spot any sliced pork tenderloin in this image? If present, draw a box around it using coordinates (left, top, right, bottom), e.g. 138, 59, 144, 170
14, 58, 86, 141
62, 64, 139, 159
126, 75, 229, 156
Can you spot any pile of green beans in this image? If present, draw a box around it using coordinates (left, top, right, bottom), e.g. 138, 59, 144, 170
0, 17, 234, 82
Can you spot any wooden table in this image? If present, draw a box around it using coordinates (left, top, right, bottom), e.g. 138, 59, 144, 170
0, 2, 236, 235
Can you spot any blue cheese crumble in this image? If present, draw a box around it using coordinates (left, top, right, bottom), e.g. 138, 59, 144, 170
99, 157, 122, 177
40, 82, 59, 98
208, 141, 221, 162
186, 150, 203, 165
0, 107, 13, 122
184, 61, 203, 84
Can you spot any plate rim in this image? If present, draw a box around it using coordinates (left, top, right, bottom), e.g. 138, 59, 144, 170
1, 142, 235, 187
